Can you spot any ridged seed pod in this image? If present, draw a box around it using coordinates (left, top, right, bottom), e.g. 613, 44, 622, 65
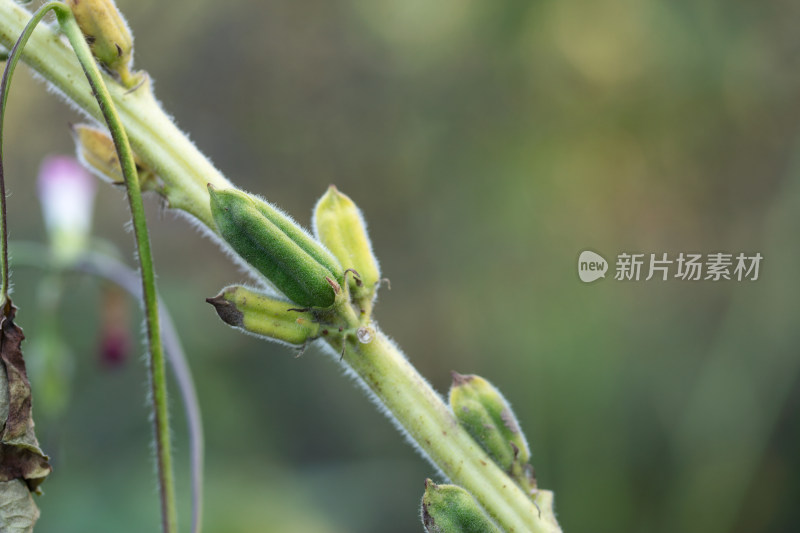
421, 480, 501, 533
449, 372, 531, 472
71, 123, 156, 188
250, 190, 343, 279
313, 186, 380, 302
209, 186, 343, 308
66, 0, 138, 87
206, 285, 320, 345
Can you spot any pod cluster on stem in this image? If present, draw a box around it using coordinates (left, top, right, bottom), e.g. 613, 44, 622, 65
206, 185, 381, 356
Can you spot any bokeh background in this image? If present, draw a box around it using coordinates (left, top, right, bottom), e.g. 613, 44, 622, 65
2, 0, 800, 531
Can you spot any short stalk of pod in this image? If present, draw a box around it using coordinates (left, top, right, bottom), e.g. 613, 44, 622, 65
313, 186, 380, 306
65, 0, 140, 87
71, 123, 158, 189
421, 479, 501, 533
208, 186, 343, 308
206, 285, 320, 345
449, 372, 533, 482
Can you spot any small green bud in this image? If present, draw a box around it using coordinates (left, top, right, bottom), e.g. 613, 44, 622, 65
421, 479, 501, 533
206, 285, 320, 345
313, 186, 380, 303
71, 124, 157, 189
66, 0, 140, 87
449, 372, 531, 473
208, 186, 343, 308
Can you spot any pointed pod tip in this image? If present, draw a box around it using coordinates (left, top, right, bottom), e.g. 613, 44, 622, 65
325, 276, 342, 295
206, 294, 243, 327
207, 184, 221, 204
319, 184, 353, 206
318, 184, 342, 207
450, 371, 473, 387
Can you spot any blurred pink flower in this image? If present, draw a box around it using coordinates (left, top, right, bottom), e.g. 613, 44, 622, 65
37, 155, 96, 261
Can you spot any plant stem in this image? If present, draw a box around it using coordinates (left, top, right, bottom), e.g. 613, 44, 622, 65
54, 8, 178, 533
0, 3, 178, 531
9, 240, 204, 533
336, 330, 557, 533
81, 252, 204, 533
0, 0, 54, 303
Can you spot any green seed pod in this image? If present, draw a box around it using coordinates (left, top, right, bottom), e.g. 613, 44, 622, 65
71, 123, 157, 189
208, 186, 343, 308
449, 372, 531, 472
66, 0, 138, 87
249, 190, 343, 279
312, 186, 380, 301
421, 479, 501, 533
206, 285, 320, 345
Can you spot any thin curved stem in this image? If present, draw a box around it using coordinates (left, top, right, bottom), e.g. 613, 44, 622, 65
55, 8, 178, 532
0, 4, 177, 531
74, 252, 202, 533
9, 241, 204, 533
0, 0, 57, 306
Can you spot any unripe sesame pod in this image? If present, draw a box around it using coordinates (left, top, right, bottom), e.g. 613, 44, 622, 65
206, 285, 320, 345
449, 372, 531, 473
421, 480, 501, 533
249, 190, 344, 279
71, 123, 157, 189
66, 0, 139, 87
208, 186, 343, 308
313, 186, 380, 303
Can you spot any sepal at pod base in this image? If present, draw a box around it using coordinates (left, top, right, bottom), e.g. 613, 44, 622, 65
66, 0, 140, 87
206, 285, 320, 345
71, 124, 158, 190
449, 372, 531, 477
208, 186, 344, 308
313, 186, 380, 305
421, 479, 501, 533
532, 489, 563, 533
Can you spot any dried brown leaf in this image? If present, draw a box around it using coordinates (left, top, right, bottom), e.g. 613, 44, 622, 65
0, 479, 40, 533
0, 302, 51, 497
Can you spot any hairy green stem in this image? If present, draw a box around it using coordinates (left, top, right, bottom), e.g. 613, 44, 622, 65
54, 8, 177, 532
0, 3, 178, 531
76, 251, 202, 533
336, 331, 556, 533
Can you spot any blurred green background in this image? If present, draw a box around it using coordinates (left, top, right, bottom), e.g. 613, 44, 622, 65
3, 0, 800, 531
